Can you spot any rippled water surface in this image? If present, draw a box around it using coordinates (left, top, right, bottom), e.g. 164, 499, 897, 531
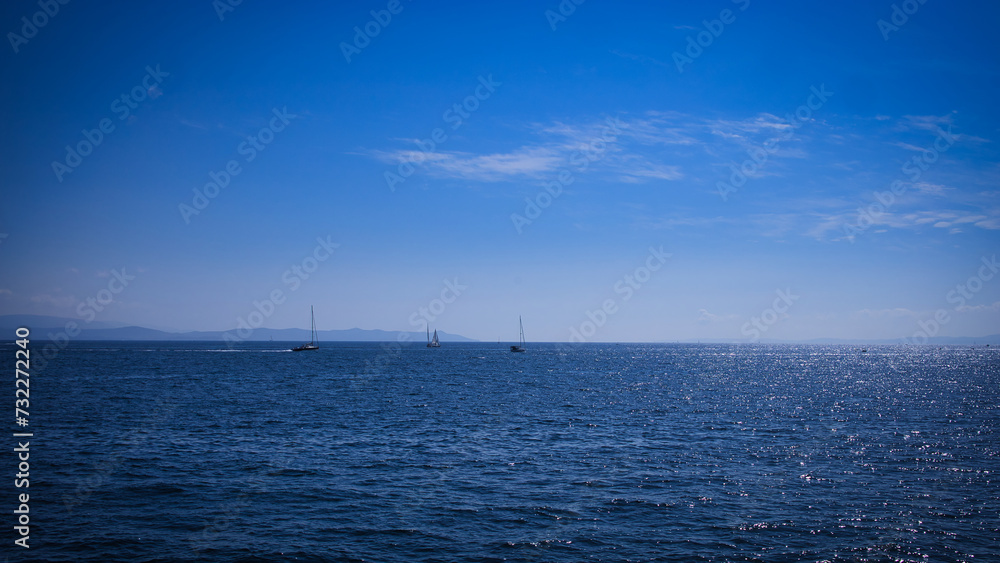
17, 342, 1000, 561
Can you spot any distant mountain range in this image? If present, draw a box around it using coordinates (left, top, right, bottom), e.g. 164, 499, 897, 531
0, 315, 997, 345
0, 315, 478, 343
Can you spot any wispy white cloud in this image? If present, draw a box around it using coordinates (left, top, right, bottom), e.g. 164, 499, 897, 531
953, 214, 987, 224
802, 205, 1000, 242
428, 148, 564, 181
899, 113, 955, 133
708, 113, 793, 137
370, 147, 562, 182
854, 308, 918, 319
901, 210, 1000, 231
956, 301, 1000, 313
180, 118, 210, 130
912, 182, 951, 196
804, 212, 855, 241
617, 163, 684, 183
367, 109, 995, 245
891, 141, 928, 152
610, 49, 672, 70
896, 113, 989, 144
367, 104, 848, 191
974, 216, 1000, 229
624, 112, 701, 146
369, 114, 701, 184
775, 147, 810, 159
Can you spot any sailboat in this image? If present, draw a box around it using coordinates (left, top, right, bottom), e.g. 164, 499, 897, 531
427, 327, 441, 348
510, 316, 525, 353
291, 306, 319, 352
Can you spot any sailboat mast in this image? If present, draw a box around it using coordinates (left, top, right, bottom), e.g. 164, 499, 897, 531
311, 305, 317, 343
292, 306, 320, 351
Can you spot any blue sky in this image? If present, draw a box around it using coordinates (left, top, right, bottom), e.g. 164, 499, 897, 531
1, 0, 998, 342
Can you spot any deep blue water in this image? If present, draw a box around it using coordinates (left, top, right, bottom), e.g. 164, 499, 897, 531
8, 342, 1000, 562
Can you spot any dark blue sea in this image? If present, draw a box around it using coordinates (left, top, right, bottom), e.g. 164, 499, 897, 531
10, 342, 1000, 562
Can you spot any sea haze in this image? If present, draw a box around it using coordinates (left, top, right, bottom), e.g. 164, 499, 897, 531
0, 315, 478, 343
22, 342, 1000, 562
1, 316, 997, 345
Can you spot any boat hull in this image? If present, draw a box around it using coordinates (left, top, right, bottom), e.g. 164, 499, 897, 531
292, 306, 320, 351
511, 316, 526, 352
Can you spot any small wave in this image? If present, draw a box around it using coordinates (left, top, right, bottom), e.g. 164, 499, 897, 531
122, 482, 187, 495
